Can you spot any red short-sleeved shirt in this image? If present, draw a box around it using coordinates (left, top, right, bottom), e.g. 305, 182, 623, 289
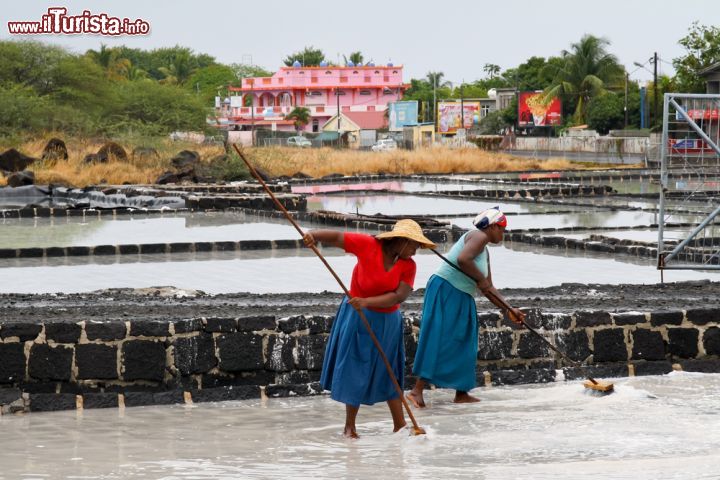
343, 232, 416, 313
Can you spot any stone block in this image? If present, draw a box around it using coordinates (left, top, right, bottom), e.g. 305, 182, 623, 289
28, 344, 73, 381
491, 368, 555, 386
45, 323, 81, 343
168, 242, 193, 253
306, 316, 332, 334
122, 340, 166, 382
76, 344, 118, 380
194, 242, 213, 252
129, 320, 169, 337
650, 311, 684, 326
265, 335, 294, 372
67, 246, 91, 256
174, 334, 217, 375
478, 331, 513, 360
593, 328, 627, 362
576, 310, 613, 327
118, 244, 140, 255
680, 359, 720, 373
85, 321, 126, 341
0, 388, 23, 406
541, 312, 573, 330
631, 329, 666, 360
667, 328, 699, 358
554, 330, 591, 362
201, 371, 275, 388
93, 245, 117, 255
0, 323, 42, 341
173, 318, 202, 333
703, 327, 720, 355
217, 333, 264, 371
239, 240, 273, 250
139, 243, 167, 254
687, 308, 720, 326
0, 343, 25, 383
277, 315, 308, 333
191, 385, 260, 403
477, 312, 501, 329
29, 393, 77, 412
517, 332, 550, 359
296, 335, 326, 370
82, 392, 118, 409
613, 313, 647, 326
632, 360, 673, 376
204, 317, 237, 333
18, 248, 44, 258
237, 316, 276, 332
265, 383, 320, 397
45, 247, 66, 257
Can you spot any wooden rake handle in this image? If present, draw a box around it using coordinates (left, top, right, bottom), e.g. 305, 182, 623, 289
232, 145, 425, 434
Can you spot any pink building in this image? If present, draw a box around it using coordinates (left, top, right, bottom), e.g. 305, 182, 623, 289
216, 63, 407, 133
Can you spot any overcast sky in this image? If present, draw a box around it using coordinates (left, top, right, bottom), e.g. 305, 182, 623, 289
3, 0, 720, 84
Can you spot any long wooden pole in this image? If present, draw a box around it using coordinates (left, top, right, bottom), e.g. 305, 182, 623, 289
232, 145, 425, 435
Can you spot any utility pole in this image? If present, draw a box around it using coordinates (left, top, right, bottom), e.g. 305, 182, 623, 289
432, 75, 437, 124
624, 73, 629, 128
336, 87, 341, 131
250, 78, 255, 146
653, 51, 658, 128
459, 81, 464, 130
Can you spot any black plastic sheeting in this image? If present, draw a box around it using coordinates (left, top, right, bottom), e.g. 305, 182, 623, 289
0, 185, 186, 210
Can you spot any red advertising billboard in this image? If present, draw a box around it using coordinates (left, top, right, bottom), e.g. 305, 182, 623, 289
518, 92, 562, 127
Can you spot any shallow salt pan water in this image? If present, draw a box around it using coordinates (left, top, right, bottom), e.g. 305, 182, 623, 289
1, 372, 718, 479
1, 245, 718, 294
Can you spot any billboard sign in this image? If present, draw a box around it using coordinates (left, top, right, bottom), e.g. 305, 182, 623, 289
518, 92, 562, 127
389, 101, 419, 131
437, 101, 480, 134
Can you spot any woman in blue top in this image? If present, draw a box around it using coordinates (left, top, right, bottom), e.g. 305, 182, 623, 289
407, 207, 525, 407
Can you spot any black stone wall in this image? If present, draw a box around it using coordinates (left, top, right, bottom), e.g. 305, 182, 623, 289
1, 307, 720, 414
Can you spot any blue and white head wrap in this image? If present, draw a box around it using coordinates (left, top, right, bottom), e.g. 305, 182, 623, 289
472, 207, 507, 230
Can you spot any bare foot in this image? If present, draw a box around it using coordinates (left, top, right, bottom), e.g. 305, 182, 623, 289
393, 422, 407, 433
406, 392, 426, 408
453, 392, 481, 403
343, 426, 359, 439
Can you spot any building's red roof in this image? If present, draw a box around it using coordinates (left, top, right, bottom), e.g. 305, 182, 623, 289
343, 111, 387, 130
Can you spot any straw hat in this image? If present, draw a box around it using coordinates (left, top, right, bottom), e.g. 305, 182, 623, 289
375, 219, 437, 249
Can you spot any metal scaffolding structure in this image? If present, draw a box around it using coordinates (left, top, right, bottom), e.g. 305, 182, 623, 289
658, 93, 720, 270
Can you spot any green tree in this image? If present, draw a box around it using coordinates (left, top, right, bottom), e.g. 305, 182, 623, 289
230, 63, 273, 79
544, 35, 624, 124
283, 47, 325, 67
187, 64, 239, 103
478, 110, 509, 134
285, 107, 311, 133
483, 63, 500, 79
673, 22, 720, 93
586, 93, 624, 134
344, 51, 364, 65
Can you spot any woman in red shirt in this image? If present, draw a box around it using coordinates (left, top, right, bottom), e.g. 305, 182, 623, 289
303, 220, 436, 438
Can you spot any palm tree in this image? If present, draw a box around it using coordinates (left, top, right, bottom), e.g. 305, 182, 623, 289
286, 107, 311, 134
426, 71, 450, 89
544, 35, 624, 124
159, 50, 194, 85
343, 51, 365, 65
483, 63, 501, 79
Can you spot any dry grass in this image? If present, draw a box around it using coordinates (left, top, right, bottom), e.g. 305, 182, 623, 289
246, 146, 577, 178
1, 133, 618, 188
1, 134, 226, 187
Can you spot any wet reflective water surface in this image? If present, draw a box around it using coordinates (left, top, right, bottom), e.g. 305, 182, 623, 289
1, 372, 718, 479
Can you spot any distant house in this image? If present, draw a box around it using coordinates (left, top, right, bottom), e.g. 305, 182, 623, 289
322, 111, 388, 148
699, 62, 720, 93
215, 62, 408, 133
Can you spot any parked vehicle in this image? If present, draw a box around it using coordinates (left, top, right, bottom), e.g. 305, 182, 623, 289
371, 139, 398, 152
287, 136, 312, 148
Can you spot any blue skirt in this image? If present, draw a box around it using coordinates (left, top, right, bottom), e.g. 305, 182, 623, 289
320, 297, 405, 407
412, 275, 478, 392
